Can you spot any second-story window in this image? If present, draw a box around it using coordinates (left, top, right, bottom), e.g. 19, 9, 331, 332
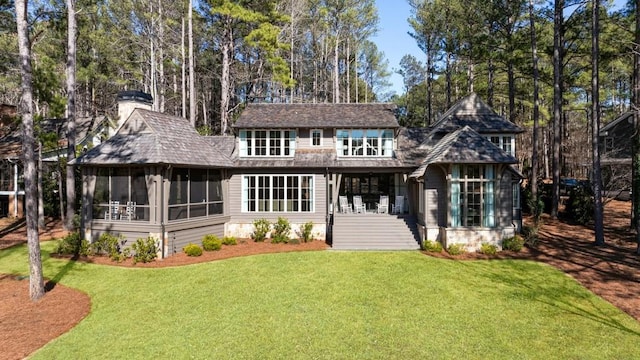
336, 129, 393, 157
488, 135, 515, 157
311, 129, 322, 146
239, 130, 296, 157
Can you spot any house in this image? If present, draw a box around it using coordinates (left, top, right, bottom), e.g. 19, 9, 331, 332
0, 91, 151, 218
599, 111, 633, 199
74, 92, 523, 255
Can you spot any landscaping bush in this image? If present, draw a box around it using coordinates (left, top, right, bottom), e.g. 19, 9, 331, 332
421, 240, 443, 253
53, 232, 89, 256
446, 243, 465, 255
299, 221, 314, 243
271, 217, 291, 244
90, 233, 125, 261
202, 234, 223, 251
183, 243, 203, 257
222, 236, 237, 246
252, 219, 270, 242
479, 243, 498, 255
131, 237, 159, 264
502, 235, 524, 252
564, 187, 594, 225
522, 225, 539, 248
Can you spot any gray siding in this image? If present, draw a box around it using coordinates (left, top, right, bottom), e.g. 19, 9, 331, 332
498, 166, 514, 227
424, 165, 447, 227
298, 128, 334, 150
228, 170, 327, 224
167, 221, 227, 254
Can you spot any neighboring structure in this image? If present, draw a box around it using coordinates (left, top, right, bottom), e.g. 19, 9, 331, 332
0, 104, 21, 217
599, 111, 633, 199
74, 93, 524, 255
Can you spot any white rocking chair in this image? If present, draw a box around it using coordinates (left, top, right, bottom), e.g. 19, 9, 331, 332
391, 196, 404, 214
353, 195, 367, 214
338, 196, 352, 213
377, 195, 389, 214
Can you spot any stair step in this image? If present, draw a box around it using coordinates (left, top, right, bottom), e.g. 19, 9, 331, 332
331, 213, 421, 250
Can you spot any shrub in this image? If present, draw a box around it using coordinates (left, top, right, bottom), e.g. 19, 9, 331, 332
131, 237, 159, 264
252, 219, 270, 242
299, 221, 314, 243
53, 232, 89, 256
421, 240, 443, 253
479, 243, 498, 255
271, 217, 291, 244
447, 243, 465, 255
222, 236, 237, 246
184, 243, 203, 257
502, 235, 524, 252
202, 234, 223, 251
288, 238, 300, 244
522, 225, 539, 248
90, 233, 125, 261
564, 187, 594, 225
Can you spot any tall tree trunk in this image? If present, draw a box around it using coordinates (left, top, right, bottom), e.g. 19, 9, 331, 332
551, 0, 564, 219
346, 39, 350, 104
508, 61, 516, 123
529, 0, 540, 224
333, 36, 340, 103
158, 0, 165, 113
355, 41, 359, 103
37, 143, 44, 228
592, 0, 605, 245
426, 50, 432, 126
487, 58, 494, 107
181, 16, 186, 118
633, 0, 640, 254
446, 52, 452, 109
189, 0, 196, 126
65, 0, 77, 231
220, 19, 232, 135
16, 0, 45, 301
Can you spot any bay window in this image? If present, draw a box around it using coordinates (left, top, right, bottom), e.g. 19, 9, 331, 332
450, 164, 495, 227
242, 175, 314, 212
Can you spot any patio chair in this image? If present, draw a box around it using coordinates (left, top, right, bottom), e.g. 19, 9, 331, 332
353, 195, 367, 214
338, 196, 352, 213
107, 200, 120, 220
376, 195, 389, 214
125, 201, 137, 221
391, 196, 404, 214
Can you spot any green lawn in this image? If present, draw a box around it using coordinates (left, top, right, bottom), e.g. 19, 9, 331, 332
1, 242, 639, 359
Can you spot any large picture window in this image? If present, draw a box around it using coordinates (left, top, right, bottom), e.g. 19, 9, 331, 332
93, 167, 150, 221
242, 175, 314, 212
239, 130, 296, 157
336, 129, 393, 157
168, 168, 224, 221
450, 165, 495, 227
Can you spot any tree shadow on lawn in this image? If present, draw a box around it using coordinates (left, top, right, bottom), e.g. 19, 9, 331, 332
475, 260, 640, 337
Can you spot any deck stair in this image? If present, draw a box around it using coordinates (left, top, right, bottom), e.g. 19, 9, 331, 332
331, 213, 421, 250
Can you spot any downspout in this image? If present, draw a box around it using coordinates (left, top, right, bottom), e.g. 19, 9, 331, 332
160, 165, 169, 258
325, 167, 330, 243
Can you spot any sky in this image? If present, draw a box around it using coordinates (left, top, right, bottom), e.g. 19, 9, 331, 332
372, 0, 629, 98
372, 0, 421, 97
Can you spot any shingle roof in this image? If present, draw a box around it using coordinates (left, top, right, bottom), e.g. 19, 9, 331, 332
233, 148, 408, 169
72, 109, 232, 167
409, 126, 518, 178
233, 103, 400, 129
599, 111, 633, 135
429, 93, 524, 134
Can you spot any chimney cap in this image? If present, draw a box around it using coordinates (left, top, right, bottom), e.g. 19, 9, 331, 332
117, 90, 153, 104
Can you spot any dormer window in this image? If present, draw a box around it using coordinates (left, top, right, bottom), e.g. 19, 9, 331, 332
239, 129, 296, 157
336, 129, 393, 157
311, 129, 323, 147
488, 135, 515, 157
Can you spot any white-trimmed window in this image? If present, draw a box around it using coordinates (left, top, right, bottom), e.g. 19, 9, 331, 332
311, 129, 323, 147
336, 129, 393, 157
450, 164, 495, 228
239, 129, 296, 157
488, 135, 515, 157
242, 175, 314, 212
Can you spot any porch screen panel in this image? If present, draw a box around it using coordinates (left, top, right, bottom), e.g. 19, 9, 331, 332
169, 168, 189, 220
111, 168, 128, 204
208, 171, 223, 215
190, 169, 207, 218
93, 168, 109, 219
131, 168, 150, 221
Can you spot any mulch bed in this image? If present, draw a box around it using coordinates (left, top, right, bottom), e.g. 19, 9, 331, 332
0, 200, 638, 359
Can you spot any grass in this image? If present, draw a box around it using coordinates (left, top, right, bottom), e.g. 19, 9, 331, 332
1, 242, 640, 359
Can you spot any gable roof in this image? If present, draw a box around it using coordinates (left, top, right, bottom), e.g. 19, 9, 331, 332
409, 126, 517, 178
599, 111, 633, 136
72, 109, 232, 167
233, 103, 400, 129
429, 93, 524, 134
